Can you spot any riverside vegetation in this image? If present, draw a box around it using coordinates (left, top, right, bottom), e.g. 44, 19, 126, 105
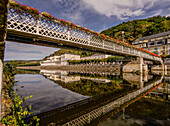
68, 56, 124, 64
0, 63, 39, 125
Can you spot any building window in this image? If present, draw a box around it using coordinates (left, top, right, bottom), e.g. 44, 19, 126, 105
165, 39, 168, 44
157, 41, 162, 45
162, 46, 165, 50
154, 48, 158, 51
150, 43, 154, 45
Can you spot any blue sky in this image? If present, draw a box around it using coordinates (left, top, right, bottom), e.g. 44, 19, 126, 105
5, 42, 58, 61
5, 0, 170, 61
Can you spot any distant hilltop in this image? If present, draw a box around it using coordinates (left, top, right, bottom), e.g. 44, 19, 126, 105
42, 49, 95, 61
101, 15, 170, 44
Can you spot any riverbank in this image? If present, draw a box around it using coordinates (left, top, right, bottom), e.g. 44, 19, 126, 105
17, 66, 41, 70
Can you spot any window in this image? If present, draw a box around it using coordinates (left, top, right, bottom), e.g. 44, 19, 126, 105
162, 52, 165, 55
162, 46, 165, 50
154, 48, 158, 51
150, 43, 154, 45
157, 41, 162, 45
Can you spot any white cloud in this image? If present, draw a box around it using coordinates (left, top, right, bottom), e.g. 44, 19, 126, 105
62, 11, 83, 24
82, 0, 159, 20
49, 0, 169, 26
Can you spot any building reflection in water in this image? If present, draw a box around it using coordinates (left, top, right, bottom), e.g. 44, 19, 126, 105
40, 69, 114, 84
40, 70, 80, 83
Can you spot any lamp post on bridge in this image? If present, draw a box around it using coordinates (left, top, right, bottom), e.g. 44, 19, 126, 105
122, 31, 124, 42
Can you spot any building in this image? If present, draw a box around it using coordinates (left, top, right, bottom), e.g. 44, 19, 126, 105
81, 53, 112, 60
132, 31, 170, 55
40, 53, 80, 66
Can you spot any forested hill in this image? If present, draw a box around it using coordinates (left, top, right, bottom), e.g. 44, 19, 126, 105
101, 16, 170, 44
42, 49, 95, 60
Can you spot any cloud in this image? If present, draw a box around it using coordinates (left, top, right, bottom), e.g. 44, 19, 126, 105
4, 41, 59, 60
14, 0, 170, 32
50, 0, 86, 25
81, 0, 165, 20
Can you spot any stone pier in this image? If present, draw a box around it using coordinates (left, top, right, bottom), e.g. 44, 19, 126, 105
122, 57, 148, 74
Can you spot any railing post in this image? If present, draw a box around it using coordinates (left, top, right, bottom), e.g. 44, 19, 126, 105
113, 43, 115, 50
128, 48, 130, 54
88, 34, 90, 45
36, 14, 39, 34
102, 40, 104, 48
68, 28, 70, 41
139, 51, 141, 57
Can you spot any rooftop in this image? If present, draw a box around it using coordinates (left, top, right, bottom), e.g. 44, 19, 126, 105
135, 31, 170, 41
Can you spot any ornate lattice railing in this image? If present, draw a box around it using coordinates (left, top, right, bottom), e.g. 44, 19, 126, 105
7, 6, 162, 62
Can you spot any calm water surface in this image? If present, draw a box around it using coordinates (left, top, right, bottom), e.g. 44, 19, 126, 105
14, 69, 170, 126
14, 74, 89, 114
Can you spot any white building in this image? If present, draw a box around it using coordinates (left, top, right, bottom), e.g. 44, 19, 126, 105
132, 31, 170, 55
81, 53, 112, 60
40, 53, 80, 66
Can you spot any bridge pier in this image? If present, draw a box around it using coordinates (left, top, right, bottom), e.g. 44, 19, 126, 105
122, 57, 148, 74
0, 0, 8, 119
151, 61, 166, 75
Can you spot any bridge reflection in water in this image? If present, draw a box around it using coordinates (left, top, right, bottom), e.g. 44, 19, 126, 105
24, 69, 164, 126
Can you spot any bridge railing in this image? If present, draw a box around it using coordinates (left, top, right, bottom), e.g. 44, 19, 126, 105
7, 6, 162, 62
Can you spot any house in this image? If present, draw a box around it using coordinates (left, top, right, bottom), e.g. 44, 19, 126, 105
132, 31, 170, 55
40, 53, 80, 66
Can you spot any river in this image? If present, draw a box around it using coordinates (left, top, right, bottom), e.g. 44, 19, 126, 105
13, 69, 170, 126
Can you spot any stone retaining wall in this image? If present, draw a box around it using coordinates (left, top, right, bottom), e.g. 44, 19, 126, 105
41, 64, 121, 73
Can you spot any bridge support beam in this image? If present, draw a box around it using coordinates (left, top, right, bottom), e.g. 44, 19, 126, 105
0, 0, 8, 119
122, 57, 147, 74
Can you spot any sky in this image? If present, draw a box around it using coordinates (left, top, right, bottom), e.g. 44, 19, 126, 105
5, 42, 58, 61
5, 0, 170, 61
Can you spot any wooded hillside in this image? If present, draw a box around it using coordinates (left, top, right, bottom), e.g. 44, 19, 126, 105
101, 16, 170, 43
